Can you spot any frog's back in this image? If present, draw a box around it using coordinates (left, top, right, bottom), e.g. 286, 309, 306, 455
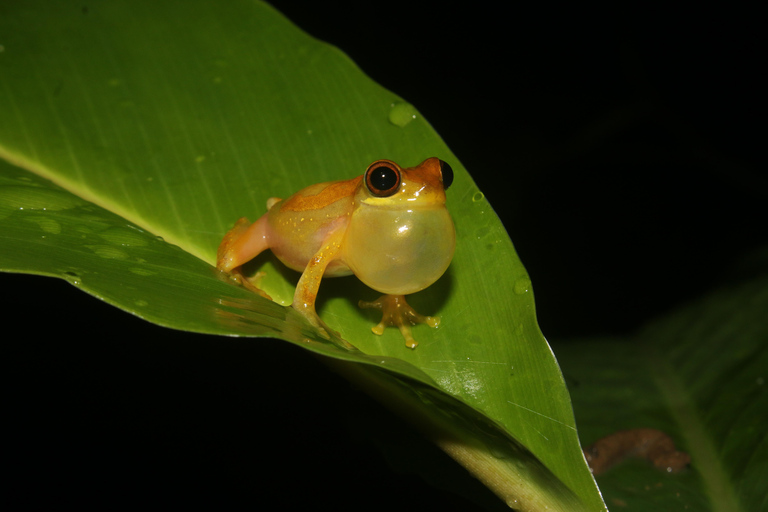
264, 177, 360, 276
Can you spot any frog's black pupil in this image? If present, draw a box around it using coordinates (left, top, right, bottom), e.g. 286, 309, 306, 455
439, 160, 454, 190
370, 166, 398, 193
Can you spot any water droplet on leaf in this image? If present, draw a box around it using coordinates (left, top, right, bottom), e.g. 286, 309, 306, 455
388, 102, 417, 127
0, 186, 83, 211
25, 216, 62, 234
99, 227, 149, 247
130, 268, 156, 276
86, 244, 129, 260
513, 277, 531, 295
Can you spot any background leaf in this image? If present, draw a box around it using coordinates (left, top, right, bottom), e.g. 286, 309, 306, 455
555, 273, 768, 511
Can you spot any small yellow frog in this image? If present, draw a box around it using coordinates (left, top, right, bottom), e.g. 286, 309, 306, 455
217, 157, 455, 348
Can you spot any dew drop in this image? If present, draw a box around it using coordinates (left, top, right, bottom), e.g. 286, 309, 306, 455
388, 102, 417, 127
63, 271, 82, 286
86, 244, 129, 260
475, 226, 490, 239
25, 216, 62, 234
514, 277, 531, 295
129, 267, 156, 276
99, 226, 149, 247
0, 186, 83, 211
472, 191, 485, 202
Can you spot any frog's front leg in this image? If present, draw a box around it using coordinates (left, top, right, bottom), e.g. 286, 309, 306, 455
217, 216, 272, 300
358, 295, 440, 349
291, 228, 346, 338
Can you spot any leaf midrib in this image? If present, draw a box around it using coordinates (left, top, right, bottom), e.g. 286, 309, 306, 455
649, 347, 742, 512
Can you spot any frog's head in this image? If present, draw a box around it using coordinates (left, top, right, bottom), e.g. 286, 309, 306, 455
355, 157, 453, 208
345, 158, 455, 295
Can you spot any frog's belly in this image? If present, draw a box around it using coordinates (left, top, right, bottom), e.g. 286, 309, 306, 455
267, 211, 353, 277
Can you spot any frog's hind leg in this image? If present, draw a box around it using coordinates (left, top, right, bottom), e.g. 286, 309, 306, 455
358, 294, 439, 349
217, 216, 272, 300
291, 228, 348, 341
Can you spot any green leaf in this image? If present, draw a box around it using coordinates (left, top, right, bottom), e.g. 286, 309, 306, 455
0, 1, 604, 510
555, 274, 768, 511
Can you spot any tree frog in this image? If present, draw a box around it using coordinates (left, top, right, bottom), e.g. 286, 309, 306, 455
216, 157, 455, 348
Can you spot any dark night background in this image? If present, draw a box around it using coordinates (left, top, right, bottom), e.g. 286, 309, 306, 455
4, 3, 764, 510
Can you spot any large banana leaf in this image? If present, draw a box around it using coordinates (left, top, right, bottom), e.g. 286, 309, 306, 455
0, 1, 603, 510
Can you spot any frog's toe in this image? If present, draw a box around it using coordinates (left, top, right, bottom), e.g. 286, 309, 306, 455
226, 268, 272, 300
369, 317, 417, 348
291, 302, 344, 342
423, 315, 440, 328
370, 321, 386, 336
359, 294, 439, 349
294, 307, 355, 350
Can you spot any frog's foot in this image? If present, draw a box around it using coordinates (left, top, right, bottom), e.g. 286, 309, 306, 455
227, 267, 272, 301
291, 301, 338, 338
358, 294, 439, 349
290, 302, 353, 348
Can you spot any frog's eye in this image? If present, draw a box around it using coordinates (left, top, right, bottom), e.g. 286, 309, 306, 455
365, 160, 401, 197
439, 160, 454, 190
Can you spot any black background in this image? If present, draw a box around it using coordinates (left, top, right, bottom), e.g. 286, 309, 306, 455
5, 3, 764, 510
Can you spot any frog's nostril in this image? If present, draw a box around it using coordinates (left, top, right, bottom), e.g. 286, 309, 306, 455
439, 160, 454, 190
